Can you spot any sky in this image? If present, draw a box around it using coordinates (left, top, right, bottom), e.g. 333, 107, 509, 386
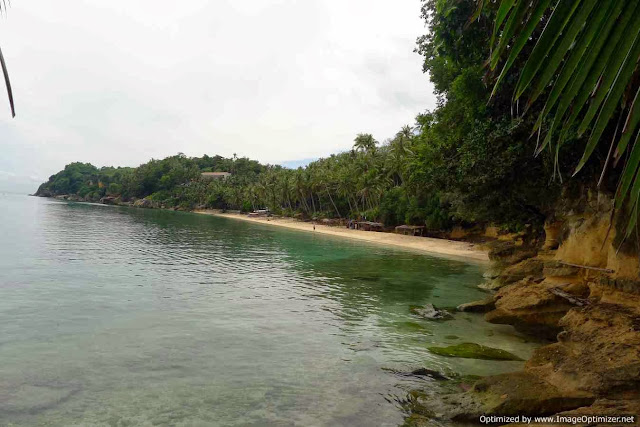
0, 0, 436, 193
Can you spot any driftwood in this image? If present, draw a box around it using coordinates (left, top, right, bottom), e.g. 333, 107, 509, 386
549, 287, 590, 307
557, 261, 614, 273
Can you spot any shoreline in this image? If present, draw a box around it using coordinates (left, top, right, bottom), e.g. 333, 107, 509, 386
194, 210, 489, 263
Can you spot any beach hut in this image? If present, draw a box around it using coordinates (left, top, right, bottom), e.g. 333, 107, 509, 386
395, 225, 425, 236
356, 221, 384, 232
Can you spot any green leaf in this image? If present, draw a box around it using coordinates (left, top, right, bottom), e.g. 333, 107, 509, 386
577, 9, 640, 137
492, 0, 516, 46
0, 45, 14, 118
614, 87, 640, 164
557, 1, 640, 141
615, 131, 640, 211
490, 0, 530, 69
490, 0, 554, 98
514, 0, 583, 100
527, 0, 614, 109
574, 32, 640, 175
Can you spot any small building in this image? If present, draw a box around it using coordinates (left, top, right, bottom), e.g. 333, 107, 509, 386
248, 209, 270, 218
201, 172, 232, 180
395, 225, 425, 237
355, 221, 384, 232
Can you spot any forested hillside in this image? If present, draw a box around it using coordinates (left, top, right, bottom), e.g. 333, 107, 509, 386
36, 0, 618, 233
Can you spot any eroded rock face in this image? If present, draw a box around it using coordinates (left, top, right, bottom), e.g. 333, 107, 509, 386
526, 303, 640, 396
488, 242, 538, 265
406, 193, 640, 426
497, 258, 545, 286
484, 279, 579, 339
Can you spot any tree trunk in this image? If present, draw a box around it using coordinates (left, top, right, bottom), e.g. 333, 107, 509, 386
310, 190, 317, 214
326, 188, 341, 217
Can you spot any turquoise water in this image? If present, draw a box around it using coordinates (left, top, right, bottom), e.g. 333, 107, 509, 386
0, 194, 537, 426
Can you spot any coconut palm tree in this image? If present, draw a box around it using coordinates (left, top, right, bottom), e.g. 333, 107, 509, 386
353, 133, 377, 154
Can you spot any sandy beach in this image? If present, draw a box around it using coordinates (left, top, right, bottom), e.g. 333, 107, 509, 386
194, 210, 489, 263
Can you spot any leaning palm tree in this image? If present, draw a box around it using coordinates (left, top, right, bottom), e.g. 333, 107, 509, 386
488, 0, 640, 237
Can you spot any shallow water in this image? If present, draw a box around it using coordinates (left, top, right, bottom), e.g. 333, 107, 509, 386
0, 194, 538, 426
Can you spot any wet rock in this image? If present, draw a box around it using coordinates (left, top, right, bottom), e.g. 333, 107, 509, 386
478, 279, 505, 291
482, 268, 501, 280
457, 296, 495, 313
409, 372, 594, 423
410, 368, 450, 381
427, 342, 523, 361
100, 196, 120, 205
410, 304, 453, 320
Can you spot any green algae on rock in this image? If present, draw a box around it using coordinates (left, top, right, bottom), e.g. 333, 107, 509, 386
427, 342, 523, 361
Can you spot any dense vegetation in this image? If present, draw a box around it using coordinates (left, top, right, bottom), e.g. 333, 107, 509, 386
489, 0, 640, 238
37, 0, 622, 233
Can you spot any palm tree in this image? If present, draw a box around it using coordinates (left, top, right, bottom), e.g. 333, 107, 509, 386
353, 133, 377, 154
489, 0, 640, 236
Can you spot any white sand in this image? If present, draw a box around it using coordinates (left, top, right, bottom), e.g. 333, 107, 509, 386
194, 210, 489, 263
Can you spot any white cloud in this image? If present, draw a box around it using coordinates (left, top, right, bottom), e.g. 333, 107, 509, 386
0, 0, 435, 191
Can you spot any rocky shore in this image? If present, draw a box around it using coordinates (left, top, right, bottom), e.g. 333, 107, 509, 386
405, 193, 640, 426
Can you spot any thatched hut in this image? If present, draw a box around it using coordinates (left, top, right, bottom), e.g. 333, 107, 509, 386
395, 225, 425, 236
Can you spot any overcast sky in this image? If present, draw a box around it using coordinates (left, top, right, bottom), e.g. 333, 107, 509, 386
0, 0, 436, 192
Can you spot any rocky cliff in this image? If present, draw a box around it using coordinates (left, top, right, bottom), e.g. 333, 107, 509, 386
406, 191, 640, 426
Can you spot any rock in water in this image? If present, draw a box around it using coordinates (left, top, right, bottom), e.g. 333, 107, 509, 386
410, 368, 450, 381
410, 304, 453, 320
427, 343, 523, 361
456, 297, 496, 313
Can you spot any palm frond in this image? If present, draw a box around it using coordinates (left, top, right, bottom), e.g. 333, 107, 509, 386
0, 45, 14, 117
489, 0, 640, 238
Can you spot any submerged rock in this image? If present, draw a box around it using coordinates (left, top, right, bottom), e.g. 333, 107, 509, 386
410, 368, 450, 381
406, 371, 594, 424
410, 304, 453, 320
395, 321, 431, 332
428, 342, 523, 361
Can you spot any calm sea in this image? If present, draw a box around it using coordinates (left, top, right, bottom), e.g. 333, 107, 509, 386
0, 194, 536, 426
